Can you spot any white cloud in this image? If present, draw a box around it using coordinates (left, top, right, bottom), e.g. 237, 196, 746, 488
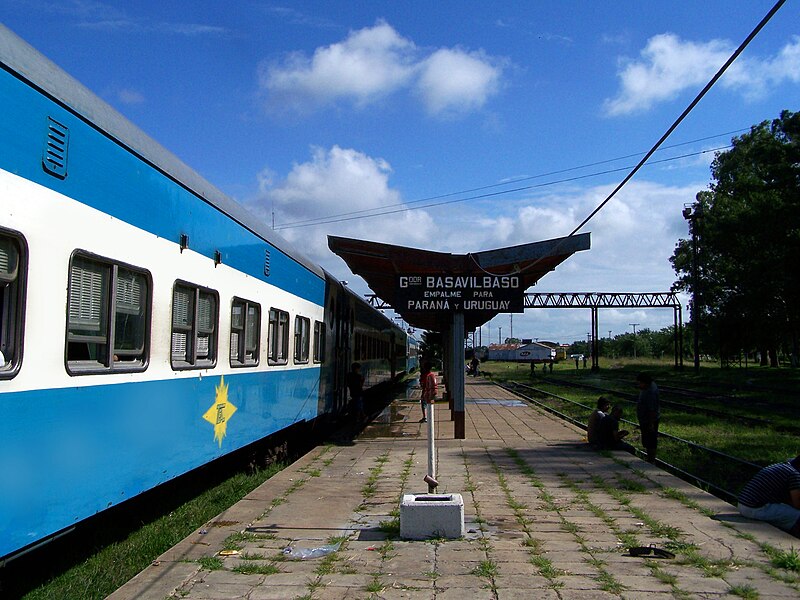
252, 150, 697, 340
416, 48, 502, 116
470, 181, 697, 342
605, 34, 800, 116
252, 145, 435, 274
260, 21, 504, 117
261, 21, 415, 112
428, 180, 697, 294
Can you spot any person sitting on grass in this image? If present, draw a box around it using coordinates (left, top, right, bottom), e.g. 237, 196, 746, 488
597, 405, 635, 454
738, 455, 800, 537
587, 396, 611, 446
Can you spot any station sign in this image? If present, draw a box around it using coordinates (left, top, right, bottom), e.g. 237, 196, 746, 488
396, 274, 525, 313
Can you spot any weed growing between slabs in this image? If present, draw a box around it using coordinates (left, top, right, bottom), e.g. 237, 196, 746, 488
176, 446, 339, 600
359, 451, 426, 599
504, 448, 567, 589
461, 449, 500, 595
608, 457, 800, 599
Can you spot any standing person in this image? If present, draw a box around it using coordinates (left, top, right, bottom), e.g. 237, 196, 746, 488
636, 373, 660, 463
346, 362, 365, 420
587, 396, 611, 446
419, 361, 437, 423
738, 456, 800, 537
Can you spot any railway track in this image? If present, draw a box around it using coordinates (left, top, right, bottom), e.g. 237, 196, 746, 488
501, 381, 765, 504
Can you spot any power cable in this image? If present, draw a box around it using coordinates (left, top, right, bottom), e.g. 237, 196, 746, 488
278, 145, 729, 230
274, 128, 746, 230
468, 0, 786, 277
566, 0, 786, 238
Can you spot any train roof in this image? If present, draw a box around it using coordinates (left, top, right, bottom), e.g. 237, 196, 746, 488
0, 23, 324, 280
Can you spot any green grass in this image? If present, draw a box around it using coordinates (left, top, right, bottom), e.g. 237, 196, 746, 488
364, 575, 385, 593
472, 559, 499, 578
530, 555, 564, 579
769, 547, 800, 572
482, 360, 799, 475
232, 562, 281, 575
20, 463, 284, 600
729, 584, 760, 599
595, 569, 624, 594
197, 556, 224, 571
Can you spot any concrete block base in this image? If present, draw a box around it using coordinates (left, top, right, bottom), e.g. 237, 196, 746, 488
399, 493, 465, 540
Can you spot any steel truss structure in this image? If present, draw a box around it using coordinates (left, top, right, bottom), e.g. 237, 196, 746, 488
527, 292, 683, 370
371, 292, 684, 370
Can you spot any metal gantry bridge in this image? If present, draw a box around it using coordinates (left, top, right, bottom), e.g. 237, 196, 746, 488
524, 292, 684, 370
370, 292, 684, 370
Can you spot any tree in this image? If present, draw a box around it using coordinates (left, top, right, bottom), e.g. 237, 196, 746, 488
671, 110, 800, 366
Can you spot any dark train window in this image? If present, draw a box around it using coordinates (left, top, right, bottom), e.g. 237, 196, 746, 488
230, 298, 260, 367
268, 308, 289, 365
294, 316, 310, 363
171, 282, 218, 370
313, 320, 325, 363
0, 231, 26, 378
67, 252, 150, 374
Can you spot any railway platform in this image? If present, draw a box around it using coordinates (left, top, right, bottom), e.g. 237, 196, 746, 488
110, 378, 800, 599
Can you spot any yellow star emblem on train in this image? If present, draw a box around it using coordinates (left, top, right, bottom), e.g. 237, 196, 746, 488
203, 376, 237, 447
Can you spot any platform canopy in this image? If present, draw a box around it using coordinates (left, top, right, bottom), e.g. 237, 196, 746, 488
328, 233, 591, 332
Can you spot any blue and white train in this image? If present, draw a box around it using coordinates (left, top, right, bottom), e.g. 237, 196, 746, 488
0, 25, 410, 562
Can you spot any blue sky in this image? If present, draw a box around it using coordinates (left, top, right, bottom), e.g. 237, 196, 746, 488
3, 1, 799, 344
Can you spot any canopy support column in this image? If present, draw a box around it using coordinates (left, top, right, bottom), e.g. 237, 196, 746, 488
450, 312, 465, 439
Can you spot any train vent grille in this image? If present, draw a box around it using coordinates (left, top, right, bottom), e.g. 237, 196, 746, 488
42, 117, 69, 179
264, 249, 271, 276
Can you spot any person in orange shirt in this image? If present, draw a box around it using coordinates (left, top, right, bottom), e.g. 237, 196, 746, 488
419, 361, 437, 423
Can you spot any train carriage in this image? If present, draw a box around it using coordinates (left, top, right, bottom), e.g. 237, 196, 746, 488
0, 24, 407, 562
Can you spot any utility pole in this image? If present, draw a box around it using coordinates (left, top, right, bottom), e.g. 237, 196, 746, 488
499, 327, 502, 345
683, 201, 702, 373
629, 323, 639, 359
510, 314, 513, 341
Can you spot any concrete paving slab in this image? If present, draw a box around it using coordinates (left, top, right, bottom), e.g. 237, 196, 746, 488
110, 378, 800, 600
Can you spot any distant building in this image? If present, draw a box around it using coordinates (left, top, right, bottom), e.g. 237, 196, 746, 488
486, 342, 555, 362
486, 343, 521, 361
538, 340, 568, 361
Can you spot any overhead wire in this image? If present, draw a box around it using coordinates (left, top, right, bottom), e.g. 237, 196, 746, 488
566, 0, 786, 238
469, 0, 787, 277
274, 129, 747, 231
280, 146, 731, 230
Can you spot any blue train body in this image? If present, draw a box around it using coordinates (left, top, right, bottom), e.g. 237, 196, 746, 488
0, 25, 408, 561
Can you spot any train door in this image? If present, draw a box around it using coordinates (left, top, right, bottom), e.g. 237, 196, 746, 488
332, 291, 353, 413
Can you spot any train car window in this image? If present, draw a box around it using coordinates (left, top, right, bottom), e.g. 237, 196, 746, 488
268, 308, 289, 365
0, 231, 26, 378
313, 320, 324, 363
67, 252, 150, 374
171, 282, 218, 370
294, 316, 310, 363
230, 298, 260, 367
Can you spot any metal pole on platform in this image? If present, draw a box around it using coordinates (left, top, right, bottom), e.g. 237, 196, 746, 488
427, 400, 436, 492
